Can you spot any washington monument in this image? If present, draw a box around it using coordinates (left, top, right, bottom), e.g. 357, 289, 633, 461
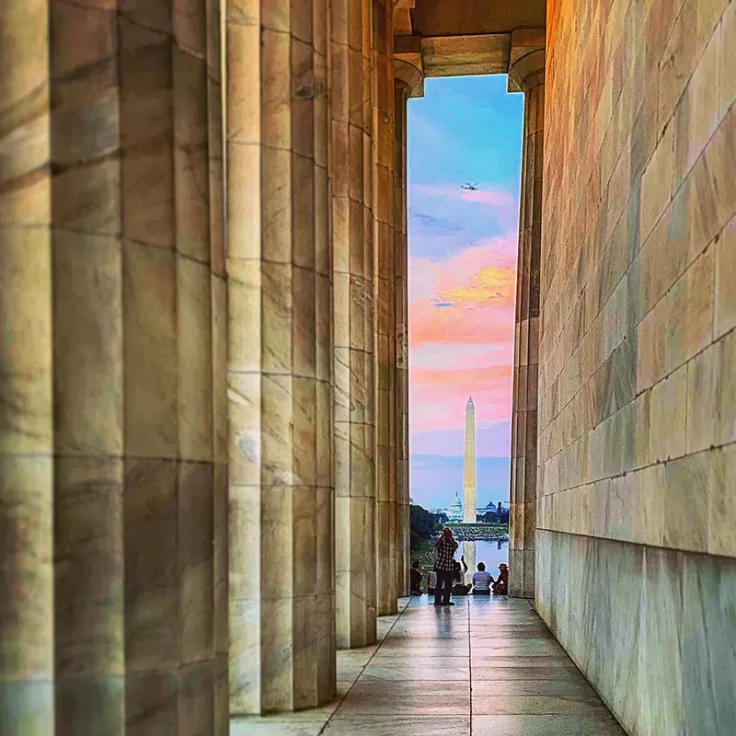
463, 396, 477, 523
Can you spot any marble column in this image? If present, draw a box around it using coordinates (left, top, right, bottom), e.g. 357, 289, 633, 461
393, 58, 422, 598
508, 34, 545, 600
226, 1, 335, 714
120, 3, 218, 731
372, 0, 398, 617
51, 0, 125, 730
2, 1, 223, 732
206, 0, 229, 728
0, 3, 54, 732
332, 0, 378, 650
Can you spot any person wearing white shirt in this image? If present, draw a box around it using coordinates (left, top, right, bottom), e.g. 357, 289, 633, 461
472, 562, 493, 595
427, 568, 437, 596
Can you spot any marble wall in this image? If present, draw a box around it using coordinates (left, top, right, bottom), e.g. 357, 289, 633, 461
538, 0, 736, 733
537, 531, 736, 736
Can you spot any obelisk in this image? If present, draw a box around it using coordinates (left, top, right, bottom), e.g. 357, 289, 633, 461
463, 396, 477, 523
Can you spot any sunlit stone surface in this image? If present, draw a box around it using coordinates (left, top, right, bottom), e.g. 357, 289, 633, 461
1, 0, 734, 732
232, 596, 626, 734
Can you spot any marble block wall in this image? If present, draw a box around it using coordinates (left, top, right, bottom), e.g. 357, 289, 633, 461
332, 0, 379, 650
1, 0, 224, 733
538, 0, 736, 733
225, 0, 336, 716
373, 0, 399, 617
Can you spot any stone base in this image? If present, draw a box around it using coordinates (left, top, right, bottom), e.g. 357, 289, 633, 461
536, 530, 736, 736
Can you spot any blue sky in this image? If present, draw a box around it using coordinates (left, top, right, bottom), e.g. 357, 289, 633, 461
408, 75, 524, 512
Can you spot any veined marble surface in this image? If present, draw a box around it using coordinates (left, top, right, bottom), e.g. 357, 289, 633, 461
537, 530, 736, 735
234, 596, 624, 734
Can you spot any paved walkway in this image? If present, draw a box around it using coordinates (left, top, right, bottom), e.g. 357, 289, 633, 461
234, 596, 626, 735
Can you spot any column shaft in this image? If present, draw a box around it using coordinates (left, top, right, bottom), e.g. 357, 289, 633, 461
121, 3, 218, 730
226, 1, 335, 714
509, 56, 544, 600
206, 0, 229, 728
51, 0, 124, 729
332, 0, 378, 649
372, 0, 398, 617
0, 2, 54, 732
1, 2, 223, 732
394, 79, 410, 598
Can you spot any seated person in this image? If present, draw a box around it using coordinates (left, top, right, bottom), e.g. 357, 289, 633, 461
427, 567, 437, 596
492, 562, 509, 595
472, 562, 493, 595
410, 560, 422, 595
451, 557, 471, 596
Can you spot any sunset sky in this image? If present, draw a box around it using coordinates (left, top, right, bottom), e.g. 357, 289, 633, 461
408, 75, 524, 511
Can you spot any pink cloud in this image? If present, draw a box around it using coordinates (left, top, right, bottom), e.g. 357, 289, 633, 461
409, 230, 519, 443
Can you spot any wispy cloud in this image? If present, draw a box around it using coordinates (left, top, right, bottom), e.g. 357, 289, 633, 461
413, 183, 518, 214
407, 75, 523, 505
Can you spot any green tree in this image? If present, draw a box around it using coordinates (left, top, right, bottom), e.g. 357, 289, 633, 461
409, 504, 444, 550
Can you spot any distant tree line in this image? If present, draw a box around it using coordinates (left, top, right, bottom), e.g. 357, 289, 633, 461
409, 504, 447, 550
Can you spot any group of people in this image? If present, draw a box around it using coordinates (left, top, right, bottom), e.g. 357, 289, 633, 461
409, 527, 509, 606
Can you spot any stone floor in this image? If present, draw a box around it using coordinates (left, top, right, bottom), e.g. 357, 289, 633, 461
232, 596, 626, 735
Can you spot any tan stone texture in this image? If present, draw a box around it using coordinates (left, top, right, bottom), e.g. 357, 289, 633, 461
508, 35, 544, 599
539, 0, 736, 560
394, 74, 411, 598
0, 3, 53, 729
372, 0, 399, 618
2, 1, 223, 732
226, 0, 335, 716
332, 0, 378, 650
538, 2, 736, 731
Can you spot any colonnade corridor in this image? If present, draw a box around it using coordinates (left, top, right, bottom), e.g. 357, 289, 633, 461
3, 0, 736, 734
234, 595, 625, 735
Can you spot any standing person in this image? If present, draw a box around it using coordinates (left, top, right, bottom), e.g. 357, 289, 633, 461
472, 562, 493, 595
434, 527, 458, 606
410, 560, 423, 595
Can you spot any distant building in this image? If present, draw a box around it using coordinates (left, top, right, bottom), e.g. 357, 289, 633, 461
448, 492, 463, 522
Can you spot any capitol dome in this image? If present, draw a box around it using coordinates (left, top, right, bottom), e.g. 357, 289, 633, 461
449, 492, 463, 522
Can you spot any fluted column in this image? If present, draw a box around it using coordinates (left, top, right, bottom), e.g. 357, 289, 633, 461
226, 1, 335, 714
121, 4, 218, 730
393, 58, 422, 597
372, 0, 398, 617
1, 2, 223, 733
207, 0, 229, 728
508, 34, 545, 599
332, 0, 378, 649
0, 4, 54, 732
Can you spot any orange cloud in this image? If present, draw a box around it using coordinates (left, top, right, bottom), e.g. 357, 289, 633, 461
409, 231, 518, 437
410, 233, 518, 345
